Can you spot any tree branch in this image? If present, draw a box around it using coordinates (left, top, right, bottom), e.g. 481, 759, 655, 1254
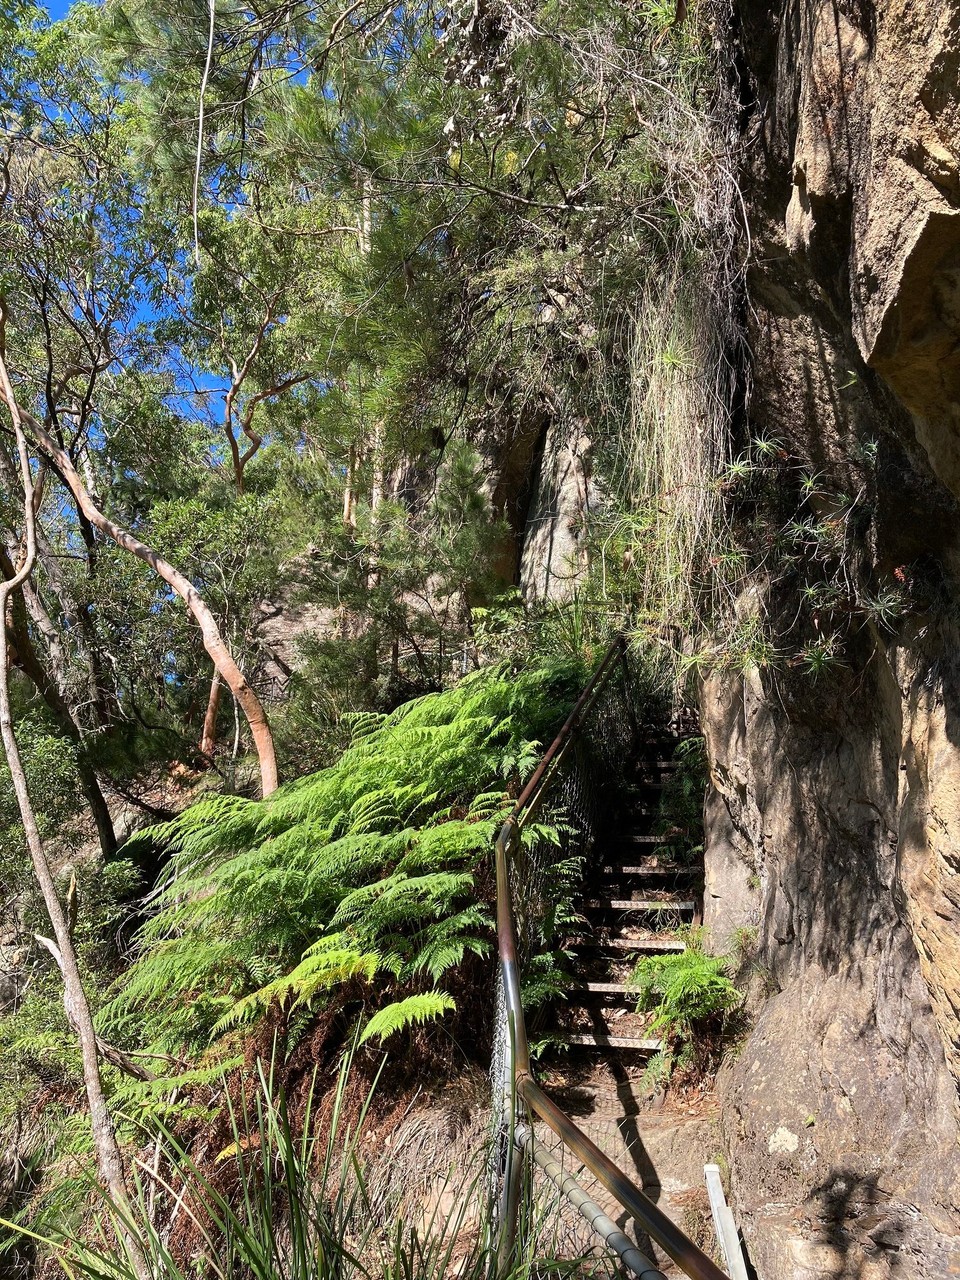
0, 306, 151, 1280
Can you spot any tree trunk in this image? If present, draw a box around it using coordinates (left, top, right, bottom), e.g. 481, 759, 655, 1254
0, 351, 151, 1280
343, 443, 357, 529
6, 405, 279, 797
199, 669, 223, 759
0, 543, 117, 855
0, 678, 147, 1273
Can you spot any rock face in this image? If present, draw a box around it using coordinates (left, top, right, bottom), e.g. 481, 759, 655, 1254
518, 418, 592, 601
703, 665, 960, 1278
703, 0, 960, 1273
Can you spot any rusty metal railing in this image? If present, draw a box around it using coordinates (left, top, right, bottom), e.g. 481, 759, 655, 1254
492, 634, 727, 1280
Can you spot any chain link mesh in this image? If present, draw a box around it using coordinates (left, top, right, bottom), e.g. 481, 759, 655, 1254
489, 645, 643, 1261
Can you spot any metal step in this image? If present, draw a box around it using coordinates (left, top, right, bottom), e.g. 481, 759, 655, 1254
569, 981, 633, 995
561, 1033, 662, 1051
570, 937, 686, 952
598, 864, 696, 877
583, 898, 697, 912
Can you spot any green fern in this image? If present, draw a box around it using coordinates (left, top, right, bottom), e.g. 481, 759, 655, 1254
210, 938, 382, 1037
630, 931, 740, 1071
359, 992, 456, 1044
102, 659, 581, 1055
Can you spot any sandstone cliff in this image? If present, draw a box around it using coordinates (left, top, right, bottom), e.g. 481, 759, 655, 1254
702, 0, 960, 1273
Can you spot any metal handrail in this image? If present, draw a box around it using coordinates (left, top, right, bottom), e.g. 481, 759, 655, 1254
516, 1124, 665, 1279
493, 634, 728, 1280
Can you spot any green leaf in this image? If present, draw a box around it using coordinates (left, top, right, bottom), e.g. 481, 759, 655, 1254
358, 992, 456, 1044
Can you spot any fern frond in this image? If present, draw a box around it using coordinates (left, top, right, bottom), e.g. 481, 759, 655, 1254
104, 658, 582, 1053
358, 992, 456, 1043
332, 872, 474, 937
342, 710, 388, 742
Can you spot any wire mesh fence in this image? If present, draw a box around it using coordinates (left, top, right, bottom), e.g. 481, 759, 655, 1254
489, 640, 644, 1263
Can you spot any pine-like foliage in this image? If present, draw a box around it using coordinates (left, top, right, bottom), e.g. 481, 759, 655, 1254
102, 660, 582, 1054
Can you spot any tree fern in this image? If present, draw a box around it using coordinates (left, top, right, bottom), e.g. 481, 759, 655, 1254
102, 659, 582, 1055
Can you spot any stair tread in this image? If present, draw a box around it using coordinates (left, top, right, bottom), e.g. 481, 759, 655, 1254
570, 981, 633, 994
599, 865, 696, 877
584, 898, 697, 911
561, 1033, 662, 1050
553, 719, 702, 1060
570, 937, 686, 951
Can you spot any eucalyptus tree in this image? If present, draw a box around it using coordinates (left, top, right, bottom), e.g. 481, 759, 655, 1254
0, 5, 287, 794
0, 302, 152, 1278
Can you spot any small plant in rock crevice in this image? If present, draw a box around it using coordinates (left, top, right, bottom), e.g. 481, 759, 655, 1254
654, 433, 933, 693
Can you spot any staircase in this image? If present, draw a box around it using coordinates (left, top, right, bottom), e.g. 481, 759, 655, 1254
555, 726, 704, 1054
493, 638, 730, 1280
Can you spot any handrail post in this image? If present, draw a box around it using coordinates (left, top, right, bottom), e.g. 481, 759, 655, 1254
495, 1008, 522, 1279
704, 1165, 749, 1280
494, 817, 530, 1278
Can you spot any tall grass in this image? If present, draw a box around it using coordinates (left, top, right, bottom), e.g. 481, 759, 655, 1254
587, 255, 742, 700
569, 0, 748, 699
626, 268, 733, 630
5, 1051, 610, 1280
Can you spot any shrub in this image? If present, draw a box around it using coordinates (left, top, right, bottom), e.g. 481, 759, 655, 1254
6, 1052, 603, 1280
